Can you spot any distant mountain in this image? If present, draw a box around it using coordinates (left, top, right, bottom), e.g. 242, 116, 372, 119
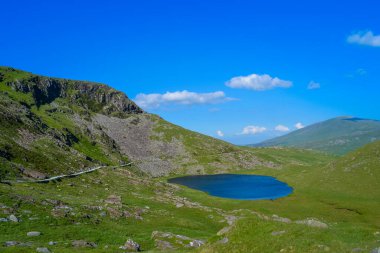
252, 116, 380, 155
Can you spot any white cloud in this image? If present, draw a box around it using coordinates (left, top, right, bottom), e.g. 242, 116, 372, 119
275, 125, 290, 132
347, 31, 380, 47
216, 130, 224, 137
134, 90, 234, 109
308, 81, 320, 90
241, 125, 267, 135
295, 122, 305, 129
225, 73, 292, 91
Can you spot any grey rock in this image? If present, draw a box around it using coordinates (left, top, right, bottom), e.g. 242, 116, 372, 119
176, 203, 184, 208
217, 237, 229, 244
155, 240, 173, 250
189, 239, 204, 248
105, 195, 122, 205
72, 240, 97, 248
271, 230, 286, 236
0, 217, 8, 222
36, 247, 51, 253
272, 214, 291, 223
9, 214, 19, 222
351, 248, 363, 252
295, 218, 328, 228
4, 241, 19, 247
48, 241, 57, 246
217, 226, 231, 236
120, 239, 140, 252
371, 248, 380, 253
27, 231, 41, 237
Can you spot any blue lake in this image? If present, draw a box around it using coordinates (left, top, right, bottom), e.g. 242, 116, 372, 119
168, 174, 293, 200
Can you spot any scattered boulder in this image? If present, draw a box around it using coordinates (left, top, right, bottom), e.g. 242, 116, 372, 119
105, 195, 122, 205
217, 237, 229, 244
295, 218, 328, 228
48, 241, 57, 246
371, 248, 380, 253
4, 241, 19, 247
36, 247, 51, 253
9, 214, 19, 222
27, 231, 41, 237
120, 239, 140, 252
176, 203, 184, 208
271, 230, 286, 236
155, 240, 174, 250
72, 240, 97, 248
189, 240, 204, 248
272, 214, 291, 223
106, 207, 122, 218
217, 226, 231, 236
51, 205, 72, 218
151, 231, 204, 250
0, 217, 8, 222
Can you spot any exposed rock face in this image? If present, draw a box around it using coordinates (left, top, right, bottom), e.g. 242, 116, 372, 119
94, 114, 189, 176
5, 68, 143, 115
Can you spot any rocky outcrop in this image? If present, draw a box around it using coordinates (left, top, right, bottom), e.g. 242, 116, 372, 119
151, 231, 205, 250
5, 67, 143, 116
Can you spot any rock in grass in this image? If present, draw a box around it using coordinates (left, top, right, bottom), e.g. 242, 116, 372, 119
36, 247, 51, 253
72, 240, 97, 248
189, 239, 204, 248
27, 231, 41, 237
271, 230, 286, 236
105, 195, 122, 205
0, 217, 8, 222
371, 248, 380, 253
295, 218, 328, 228
154, 240, 174, 250
48, 241, 57, 246
217, 237, 229, 244
4, 241, 19, 247
120, 239, 140, 252
8, 214, 19, 222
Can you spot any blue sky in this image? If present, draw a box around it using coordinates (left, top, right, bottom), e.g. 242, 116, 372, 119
1, 0, 380, 144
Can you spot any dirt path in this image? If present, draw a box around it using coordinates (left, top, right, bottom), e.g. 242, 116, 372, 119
2, 162, 132, 184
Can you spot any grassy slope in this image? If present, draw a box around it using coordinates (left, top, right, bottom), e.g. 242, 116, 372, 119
1, 145, 379, 252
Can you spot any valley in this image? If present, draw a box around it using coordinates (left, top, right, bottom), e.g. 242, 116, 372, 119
0, 67, 379, 252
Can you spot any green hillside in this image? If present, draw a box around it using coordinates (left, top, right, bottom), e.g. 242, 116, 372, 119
253, 116, 380, 155
0, 67, 274, 181
1, 67, 379, 253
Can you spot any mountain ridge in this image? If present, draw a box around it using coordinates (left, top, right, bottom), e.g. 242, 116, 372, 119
251, 116, 380, 155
